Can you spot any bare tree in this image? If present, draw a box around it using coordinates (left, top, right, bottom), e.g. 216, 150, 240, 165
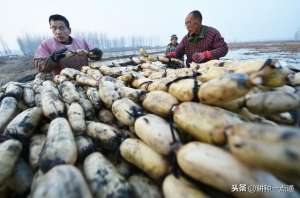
0, 36, 12, 56
17, 34, 47, 56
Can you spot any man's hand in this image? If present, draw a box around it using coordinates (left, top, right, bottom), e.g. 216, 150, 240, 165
166, 51, 177, 58
50, 48, 68, 62
192, 52, 205, 63
192, 51, 212, 63
89, 48, 103, 61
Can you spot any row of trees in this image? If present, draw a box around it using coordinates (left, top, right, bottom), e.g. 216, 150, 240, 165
14, 33, 163, 56
75, 33, 163, 52
17, 34, 48, 56
0, 33, 164, 56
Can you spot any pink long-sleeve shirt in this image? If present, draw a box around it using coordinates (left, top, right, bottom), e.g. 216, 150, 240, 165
34, 37, 91, 75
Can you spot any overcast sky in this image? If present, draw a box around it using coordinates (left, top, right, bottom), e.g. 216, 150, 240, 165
1, 0, 300, 50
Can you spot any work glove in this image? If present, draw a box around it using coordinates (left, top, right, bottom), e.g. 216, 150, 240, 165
50, 48, 68, 62
192, 52, 205, 63
89, 48, 103, 61
166, 51, 177, 58
192, 51, 212, 63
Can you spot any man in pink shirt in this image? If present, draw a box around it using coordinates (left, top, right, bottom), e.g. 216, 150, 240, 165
34, 14, 102, 75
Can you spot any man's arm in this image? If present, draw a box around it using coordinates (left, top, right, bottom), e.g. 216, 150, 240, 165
33, 44, 67, 72
192, 30, 228, 63
33, 57, 58, 73
193, 30, 228, 63
208, 30, 228, 59
33, 42, 59, 73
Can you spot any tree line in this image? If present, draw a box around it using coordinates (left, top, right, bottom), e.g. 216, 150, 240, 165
0, 33, 164, 56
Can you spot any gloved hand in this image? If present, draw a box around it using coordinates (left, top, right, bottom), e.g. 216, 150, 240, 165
50, 48, 68, 62
192, 51, 212, 63
89, 48, 103, 61
192, 52, 206, 63
166, 51, 177, 58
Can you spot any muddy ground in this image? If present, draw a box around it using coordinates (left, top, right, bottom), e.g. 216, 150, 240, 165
0, 56, 35, 85
0, 41, 299, 85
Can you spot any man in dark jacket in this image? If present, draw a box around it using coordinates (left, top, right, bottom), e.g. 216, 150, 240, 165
167, 10, 228, 66
165, 34, 179, 55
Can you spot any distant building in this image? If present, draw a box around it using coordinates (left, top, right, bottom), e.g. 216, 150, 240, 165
295, 29, 300, 40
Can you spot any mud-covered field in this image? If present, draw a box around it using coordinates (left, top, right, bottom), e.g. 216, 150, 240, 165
226, 41, 300, 69
0, 56, 35, 85
0, 41, 299, 85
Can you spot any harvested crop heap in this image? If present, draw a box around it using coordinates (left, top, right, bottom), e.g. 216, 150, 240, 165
0, 50, 300, 198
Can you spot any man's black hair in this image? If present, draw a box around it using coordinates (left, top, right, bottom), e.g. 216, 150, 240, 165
49, 14, 70, 29
189, 10, 202, 22
171, 34, 178, 39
